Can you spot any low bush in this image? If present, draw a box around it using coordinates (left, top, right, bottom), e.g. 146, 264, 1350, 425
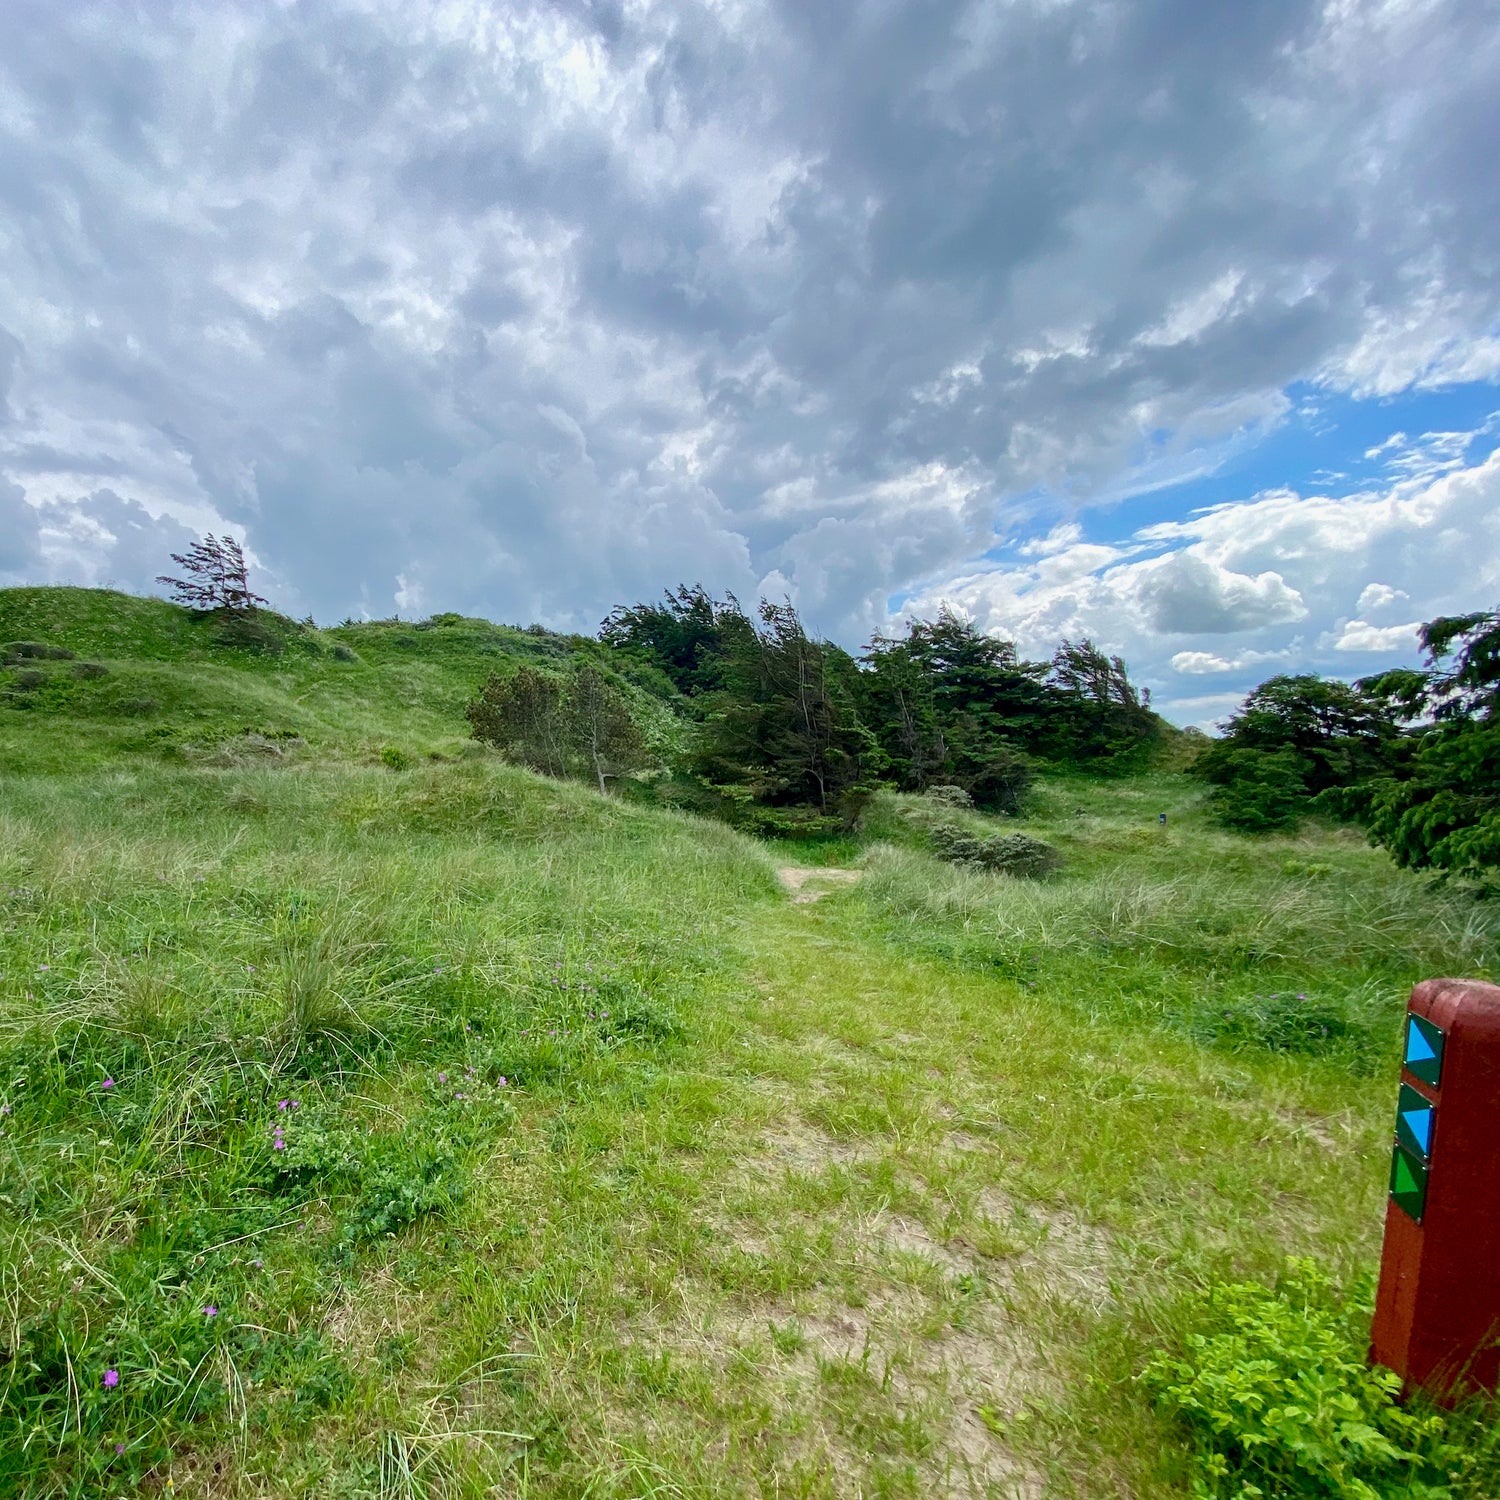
923, 784, 974, 810
10, 668, 47, 691
1141, 1260, 1468, 1498
71, 660, 109, 679
380, 746, 413, 770
3, 641, 75, 662
928, 822, 1061, 877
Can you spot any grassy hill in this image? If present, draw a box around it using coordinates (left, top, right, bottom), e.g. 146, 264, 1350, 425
3, 588, 1499, 1497
0, 586, 680, 774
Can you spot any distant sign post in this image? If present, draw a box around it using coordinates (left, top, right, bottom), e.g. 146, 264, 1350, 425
1371, 977, 1500, 1398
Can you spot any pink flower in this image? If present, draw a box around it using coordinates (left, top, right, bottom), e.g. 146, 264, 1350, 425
103, 1369, 119, 1388
101, 1079, 114, 1090
273, 1139, 286, 1151
498, 1076, 508, 1087
203, 1305, 218, 1318
437, 1072, 447, 1083
277, 1099, 289, 1110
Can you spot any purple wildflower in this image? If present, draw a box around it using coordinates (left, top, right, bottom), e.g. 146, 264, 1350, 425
498, 1076, 508, 1087
273, 1139, 286, 1151
277, 1099, 289, 1110
101, 1078, 114, 1090
103, 1369, 119, 1388
203, 1305, 218, 1318
115, 1443, 125, 1454
438, 1072, 447, 1083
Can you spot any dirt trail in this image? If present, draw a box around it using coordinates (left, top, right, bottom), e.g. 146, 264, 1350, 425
774, 866, 863, 904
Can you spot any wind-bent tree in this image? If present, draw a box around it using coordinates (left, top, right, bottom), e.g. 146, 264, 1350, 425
1350, 610, 1500, 884
157, 535, 268, 613
599, 584, 755, 697
695, 599, 879, 818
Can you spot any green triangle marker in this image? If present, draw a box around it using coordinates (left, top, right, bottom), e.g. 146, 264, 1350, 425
1389, 1141, 1428, 1222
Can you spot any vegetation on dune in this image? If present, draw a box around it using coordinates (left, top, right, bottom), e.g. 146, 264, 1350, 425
2, 577, 1499, 1497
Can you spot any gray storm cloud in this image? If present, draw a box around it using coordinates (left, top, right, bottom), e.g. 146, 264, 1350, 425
0, 0, 1496, 697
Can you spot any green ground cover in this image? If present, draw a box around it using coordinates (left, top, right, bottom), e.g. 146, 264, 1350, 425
3, 589, 1499, 1497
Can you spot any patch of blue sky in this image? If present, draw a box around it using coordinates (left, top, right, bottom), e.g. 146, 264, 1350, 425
1000, 378, 1500, 554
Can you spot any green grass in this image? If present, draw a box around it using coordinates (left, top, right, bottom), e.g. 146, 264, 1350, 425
3, 588, 1499, 1497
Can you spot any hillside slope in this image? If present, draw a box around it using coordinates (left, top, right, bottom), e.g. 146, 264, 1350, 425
0, 586, 677, 773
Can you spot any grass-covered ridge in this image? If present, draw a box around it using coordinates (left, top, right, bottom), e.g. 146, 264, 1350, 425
3, 586, 1500, 1497
0, 586, 680, 774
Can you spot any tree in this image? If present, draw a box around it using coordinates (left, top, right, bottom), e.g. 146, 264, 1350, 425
1194, 672, 1404, 833
466, 663, 650, 793
599, 585, 755, 697
695, 599, 880, 820
1043, 638, 1157, 763
1349, 611, 1500, 885
1208, 674, 1399, 793
466, 667, 568, 778
565, 663, 650, 794
860, 609, 1046, 810
157, 535, 268, 613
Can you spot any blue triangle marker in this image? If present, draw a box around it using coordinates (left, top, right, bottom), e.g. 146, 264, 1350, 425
1406, 1026, 1436, 1065
1401, 1107, 1432, 1154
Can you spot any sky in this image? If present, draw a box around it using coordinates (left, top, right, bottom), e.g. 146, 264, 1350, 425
1, 0, 1498, 728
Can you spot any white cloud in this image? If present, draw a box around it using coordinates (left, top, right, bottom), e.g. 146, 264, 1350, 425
904, 437, 1500, 724
1130, 552, 1306, 634
1331, 619, 1422, 652
1171, 651, 1235, 674
1357, 582, 1409, 614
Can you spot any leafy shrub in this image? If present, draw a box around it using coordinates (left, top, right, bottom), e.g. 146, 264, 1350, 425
10, 668, 46, 691
380, 746, 413, 770
3, 640, 75, 662
116, 697, 160, 716
330, 643, 358, 662
924, 784, 975, 810
929, 822, 1061, 877
1141, 1260, 1459, 1499
71, 660, 109, 679
213, 607, 286, 654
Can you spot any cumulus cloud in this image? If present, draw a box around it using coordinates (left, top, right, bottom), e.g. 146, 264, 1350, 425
1330, 619, 1423, 653
1356, 582, 1409, 615
906, 439, 1500, 724
0, 0, 1494, 664
1132, 553, 1306, 634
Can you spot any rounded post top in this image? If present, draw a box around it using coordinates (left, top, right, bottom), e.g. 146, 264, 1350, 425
1412, 978, 1500, 1034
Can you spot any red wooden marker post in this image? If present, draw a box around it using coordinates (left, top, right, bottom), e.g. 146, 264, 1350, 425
1371, 977, 1500, 1399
